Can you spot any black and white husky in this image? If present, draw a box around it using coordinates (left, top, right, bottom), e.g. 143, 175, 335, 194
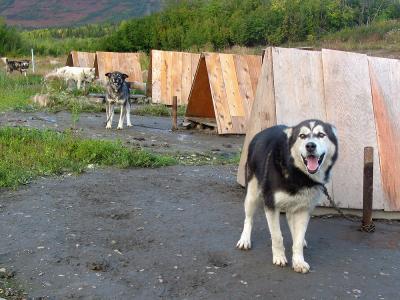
105, 72, 132, 130
236, 120, 338, 273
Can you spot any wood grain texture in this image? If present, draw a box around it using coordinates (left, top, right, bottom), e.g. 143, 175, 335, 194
95, 52, 142, 83
181, 52, 193, 106
272, 47, 326, 125
66, 51, 96, 68
234, 55, 254, 119
368, 56, 400, 211
237, 48, 277, 185
149, 50, 200, 105
219, 53, 245, 117
322, 49, 385, 210
205, 53, 233, 134
186, 52, 261, 135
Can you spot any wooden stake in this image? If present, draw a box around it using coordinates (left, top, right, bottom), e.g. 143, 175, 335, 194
361, 146, 375, 232
172, 96, 178, 131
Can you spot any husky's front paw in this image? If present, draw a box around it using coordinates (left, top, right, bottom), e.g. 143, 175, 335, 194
117, 126, 123, 130
127, 123, 133, 127
272, 253, 287, 267
236, 235, 251, 250
292, 256, 310, 273
106, 124, 112, 129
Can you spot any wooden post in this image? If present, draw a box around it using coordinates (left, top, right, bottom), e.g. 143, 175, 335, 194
31, 49, 35, 73
172, 96, 178, 131
361, 146, 375, 232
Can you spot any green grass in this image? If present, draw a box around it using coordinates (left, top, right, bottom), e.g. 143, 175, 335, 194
0, 127, 176, 188
0, 71, 42, 111
134, 104, 186, 117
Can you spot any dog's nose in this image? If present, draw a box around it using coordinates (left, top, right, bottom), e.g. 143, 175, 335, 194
306, 142, 316, 152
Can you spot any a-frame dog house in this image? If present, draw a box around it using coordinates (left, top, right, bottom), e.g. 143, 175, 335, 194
185, 52, 262, 134
95, 51, 143, 83
237, 47, 400, 212
147, 50, 201, 106
66, 51, 96, 68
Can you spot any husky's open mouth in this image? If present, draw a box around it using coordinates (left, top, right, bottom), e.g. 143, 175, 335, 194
302, 153, 325, 174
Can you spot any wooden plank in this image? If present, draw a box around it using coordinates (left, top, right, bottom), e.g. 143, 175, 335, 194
245, 55, 263, 94
368, 56, 400, 211
192, 54, 201, 81
160, 51, 168, 105
185, 56, 215, 119
237, 48, 277, 185
205, 53, 233, 134
172, 52, 183, 105
165, 51, 173, 105
219, 53, 245, 118
322, 49, 385, 210
272, 47, 326, 125
146, 50, 153, 97
234, 55, 254, 119
181, 52, 193, 105
96, 51, 142, 84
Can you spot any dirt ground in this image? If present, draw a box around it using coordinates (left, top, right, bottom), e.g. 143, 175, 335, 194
1, 112, 400, 299
0, 110, 244, 157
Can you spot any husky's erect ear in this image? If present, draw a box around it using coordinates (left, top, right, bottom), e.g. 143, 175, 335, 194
331, 125, 338, 137
121, 73, 129, 80
105, 72, 112, 78
284, 127, 292, 138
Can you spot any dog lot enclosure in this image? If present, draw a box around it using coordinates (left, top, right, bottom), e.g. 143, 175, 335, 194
237, 47, 400, 212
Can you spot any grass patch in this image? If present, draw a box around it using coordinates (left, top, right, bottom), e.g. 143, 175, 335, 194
134, 104, 186, 117
0, 127, 176, 188
0, 71, 42, 111
44, 78, 104, 113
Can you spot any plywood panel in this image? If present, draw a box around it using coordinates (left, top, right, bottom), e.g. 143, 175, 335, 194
172, 52, 183, 105
149, 50, 201, 105
96, 52, 142, 83
219, 54, 245, 117
368, 56, 400, 211
237, 48, 277, 185
150, 50, 162, 102
181, 52, 193, 106
272, 48, 326, 124
322, 49, 385, 210
66, 51, 95, 68
234, 55, 254, 119
205, 53, 233, 134
245, 55, 263, 94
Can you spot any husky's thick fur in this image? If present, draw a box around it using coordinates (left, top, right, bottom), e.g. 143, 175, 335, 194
236, 119, 338, 273
105, 71, 132, 130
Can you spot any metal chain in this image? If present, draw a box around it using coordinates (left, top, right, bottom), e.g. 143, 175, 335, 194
319, 185, 375, 232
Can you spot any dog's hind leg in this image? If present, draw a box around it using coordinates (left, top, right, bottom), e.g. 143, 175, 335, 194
126, 101, 132, 127
236, 177, 261, 250
265, 207, 287, 266
117, 104, 126, 130
290, 210, 311, 273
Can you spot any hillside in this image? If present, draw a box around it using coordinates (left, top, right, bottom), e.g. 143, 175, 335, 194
0, 0, 163, 28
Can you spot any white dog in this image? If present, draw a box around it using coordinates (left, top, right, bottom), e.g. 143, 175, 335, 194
45, 66, 95, 89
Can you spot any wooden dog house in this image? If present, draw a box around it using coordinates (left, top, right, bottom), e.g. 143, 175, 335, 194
147, 50, 200, 106
95, 51, 143, 83
237, 47, 400, 212
185, 52, 262, 134
66, 51, 96, 68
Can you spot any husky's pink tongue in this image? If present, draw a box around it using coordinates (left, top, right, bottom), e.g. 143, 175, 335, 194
306, 156, 319, 171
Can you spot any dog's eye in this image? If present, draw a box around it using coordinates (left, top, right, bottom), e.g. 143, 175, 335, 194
317, 132, 326, 138
299, 134, 307, 139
